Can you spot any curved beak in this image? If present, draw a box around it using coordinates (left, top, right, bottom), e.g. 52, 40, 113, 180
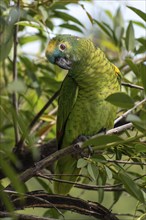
55, 57, 72, 70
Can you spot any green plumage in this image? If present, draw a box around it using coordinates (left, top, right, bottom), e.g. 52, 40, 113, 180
46, 34, 121, 194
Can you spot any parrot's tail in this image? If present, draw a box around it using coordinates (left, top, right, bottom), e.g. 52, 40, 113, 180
53, 155, 80, 195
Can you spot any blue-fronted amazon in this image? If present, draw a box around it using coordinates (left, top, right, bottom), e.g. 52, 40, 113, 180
46, 34, 121, 194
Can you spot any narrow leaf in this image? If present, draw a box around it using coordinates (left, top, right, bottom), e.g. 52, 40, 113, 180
125, 21, 135, 51
83, 135, 122, 148
106, 92, 134, 108
87, 163, 98, 181
94, 19, 113, 38
118, 171, 145, 203
77, 158, 88, 168
59, 23, 83, 33
127, 6, 146, 22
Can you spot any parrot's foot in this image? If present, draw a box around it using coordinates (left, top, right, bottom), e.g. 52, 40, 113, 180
73, 135, 93, 157
73, 135, 89, 143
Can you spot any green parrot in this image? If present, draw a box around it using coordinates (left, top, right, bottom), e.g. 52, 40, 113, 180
46, 34, 121, 194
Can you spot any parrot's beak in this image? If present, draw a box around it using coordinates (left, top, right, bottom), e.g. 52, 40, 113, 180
55, 57, 72, 70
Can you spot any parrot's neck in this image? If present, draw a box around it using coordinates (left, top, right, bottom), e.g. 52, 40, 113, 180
68, 48, 117, 99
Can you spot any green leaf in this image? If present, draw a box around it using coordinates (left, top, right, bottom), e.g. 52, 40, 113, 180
0, 183, 14, 213
137, 37, 146, 46
8, 7, 20, 25
7, 79, 27, 93
87, 163, 98, 181
0, 157, 25, 194
134, 143, 146, 153
77, 158, 88, 168
94, 19, 113, 38
0, 17, 13, 61
125, 58, 139, 75
83, 135, 122, 148
118, 171, 145, 203
17, 21, 45, 32
54, 11, 84, 27
140, 64, 146, 93
106, 92, 134, 108
114, 7, 124, 30
125, 21, 135, 51
133, 21, 146, 29
80, 4, 94, 25
137, 213, 146, 220
105, 166, 112, 180
59, 23, 83, 33
19, 35, 40, 45
127, 6, 146, 22
38, 5, 48, 22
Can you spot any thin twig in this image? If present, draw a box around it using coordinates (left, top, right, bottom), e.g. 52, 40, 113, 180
114, 98, 146, 125
121, 82, 144, 90
106, 159, 146, 165
12, 0, 20, 145
29, 90, 59, 131
15, 89, 60, 151
37, 173, 124, 192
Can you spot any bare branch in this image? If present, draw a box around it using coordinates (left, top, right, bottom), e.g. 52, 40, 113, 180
107, 122, 133, 134
4, 191, 119, 220
121, 82, 144, 90
37, 173, 124, 192
12, 0, 20, 145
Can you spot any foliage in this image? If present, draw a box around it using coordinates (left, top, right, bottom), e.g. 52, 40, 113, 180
0, 1, 146, 220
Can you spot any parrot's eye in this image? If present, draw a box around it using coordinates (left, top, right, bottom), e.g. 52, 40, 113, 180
59, 43, 66, 51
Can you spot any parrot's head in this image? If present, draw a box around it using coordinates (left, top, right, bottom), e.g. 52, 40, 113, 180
46, 34, 95, 70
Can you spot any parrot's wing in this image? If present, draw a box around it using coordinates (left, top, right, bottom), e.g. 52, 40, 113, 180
57, 75, 78, 148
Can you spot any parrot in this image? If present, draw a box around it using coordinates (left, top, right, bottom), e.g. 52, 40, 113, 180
45, 34, 121, 195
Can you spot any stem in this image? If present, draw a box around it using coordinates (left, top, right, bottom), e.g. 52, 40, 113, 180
114, 98, 146, 125
12, 0, 20, 145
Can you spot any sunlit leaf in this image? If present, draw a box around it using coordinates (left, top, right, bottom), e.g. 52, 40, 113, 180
77, 158, 88, 168
87, 163, 98, 181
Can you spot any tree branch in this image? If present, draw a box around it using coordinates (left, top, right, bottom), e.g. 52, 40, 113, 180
121, 82, 144, 90
4, 191, 119, 220
0, 211, 56, 220
12, 0, 20, 145
37, 173, 124, 192
108, 122, 133, 135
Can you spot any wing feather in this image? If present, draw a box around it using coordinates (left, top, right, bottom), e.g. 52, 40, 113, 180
57, 75, 78, 148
